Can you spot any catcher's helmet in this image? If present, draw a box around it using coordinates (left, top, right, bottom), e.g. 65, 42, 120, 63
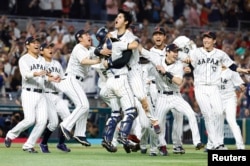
96, 27, 108, 44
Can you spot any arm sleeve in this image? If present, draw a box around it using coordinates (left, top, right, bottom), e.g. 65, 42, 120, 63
107, 50, 132, 69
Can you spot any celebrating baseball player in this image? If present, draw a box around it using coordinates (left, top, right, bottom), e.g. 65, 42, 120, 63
39, 42, 71, 153
4, 36, 60, 153
218, 66, 246, 150
139, 43, 205, 155
184, 31, 250, 150
59, 29, 100, 146
109, 9, 161, 134
94, 26, 140, 153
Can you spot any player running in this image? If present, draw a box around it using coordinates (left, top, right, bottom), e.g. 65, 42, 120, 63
4, 36, 60, 153
39, 42, 71, 153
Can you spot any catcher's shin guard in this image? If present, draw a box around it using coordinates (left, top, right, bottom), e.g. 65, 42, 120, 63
119, 107, 138, 138
103, 110, 121, 142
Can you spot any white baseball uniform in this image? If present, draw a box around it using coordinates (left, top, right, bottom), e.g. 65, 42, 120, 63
58, 44, 97, 137
219, 68, 245, 149
44, 59, 70, 132
6, 54, 48, 150
139, 60, 158, 154
190, 47, 235, 149
142, 48, 202, 148
142, 46, 184, 148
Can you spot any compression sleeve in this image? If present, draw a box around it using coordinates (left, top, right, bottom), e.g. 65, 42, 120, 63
229, 63, 238, 71
107, 50, 132, 69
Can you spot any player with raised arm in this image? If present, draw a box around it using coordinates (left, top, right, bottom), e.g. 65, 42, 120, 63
59, 29, 100, 146
184, 31, 250, 150
39, 42, 71, 153
108, 9, 160, 134
4, 36, 60, 153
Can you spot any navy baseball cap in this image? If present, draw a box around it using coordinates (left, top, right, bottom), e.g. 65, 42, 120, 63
202, 31, 216, 40
25, 36, 41, 45
40, 42, 55, 51
153, 27, 166, 35
166, 43, 182, 52
75, 29, 87, 43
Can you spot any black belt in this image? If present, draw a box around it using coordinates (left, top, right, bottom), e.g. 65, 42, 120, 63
45, 92, 59, 94
152, 80, 155, 84
65, 73, 84, 82
114, 75, 120, 78
158, 90, 173, 95
26, 88, 43, 93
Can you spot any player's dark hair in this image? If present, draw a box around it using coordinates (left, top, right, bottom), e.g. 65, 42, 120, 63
118, 9, 132, 29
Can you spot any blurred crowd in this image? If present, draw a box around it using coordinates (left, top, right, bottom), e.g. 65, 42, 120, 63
1, 0, 250, 136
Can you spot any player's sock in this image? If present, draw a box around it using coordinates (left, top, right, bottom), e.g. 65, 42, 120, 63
41, 128, 52, 144
58, 127, 65, 144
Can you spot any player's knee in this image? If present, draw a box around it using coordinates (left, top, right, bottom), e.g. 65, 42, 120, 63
124, 107, 138, 120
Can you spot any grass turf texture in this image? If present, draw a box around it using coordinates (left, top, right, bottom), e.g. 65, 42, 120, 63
0, 144, 248, 166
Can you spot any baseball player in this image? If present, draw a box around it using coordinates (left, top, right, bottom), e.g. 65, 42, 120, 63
138, 56, 159, 156
184, 31, 250, 150
139, 29, 186, 155
59, 29, 100, 146
4, 36, 60, 153
139, 43, 205, 155
109, 9, 160, 134
94, 26, 139, 153
39, 42, 71, 153
218, 66, 246, 150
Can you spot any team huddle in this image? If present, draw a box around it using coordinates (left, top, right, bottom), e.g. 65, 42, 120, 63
3, 9, 250, 155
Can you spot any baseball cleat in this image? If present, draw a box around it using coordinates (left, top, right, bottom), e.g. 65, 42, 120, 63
101, 140, 117, 153
117, 135, 131, 153
123, 144, 131, 153
23, 148, 38, 153
141, 148, 147, 154
215, 144, 228, 150
4, 137, 12, 148
173, 146, 185, 154
130, 143, 140, 152
39, 144, 50, 153
149, 152, 157, 156
195, 143, 205, 150
57, 143, 71, 152
158, 146, 168, 156
60, 124, 71, 140
74, 136, 91, 146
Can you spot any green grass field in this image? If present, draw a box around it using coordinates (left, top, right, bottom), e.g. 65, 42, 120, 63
0, 144, 249, 166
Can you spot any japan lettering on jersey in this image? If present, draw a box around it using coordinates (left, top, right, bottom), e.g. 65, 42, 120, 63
190, 48, 234, 85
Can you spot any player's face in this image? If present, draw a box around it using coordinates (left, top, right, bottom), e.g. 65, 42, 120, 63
152, 33, 166, 47
202, 37, 215, 50
42, 47, 54, 60
80, 33, 92, 47
27, 41, 40, 55
115, 13, 127, 29
166, 50, 178, 63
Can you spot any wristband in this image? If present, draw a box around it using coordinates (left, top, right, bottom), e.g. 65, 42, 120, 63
165, 72, 173, 80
